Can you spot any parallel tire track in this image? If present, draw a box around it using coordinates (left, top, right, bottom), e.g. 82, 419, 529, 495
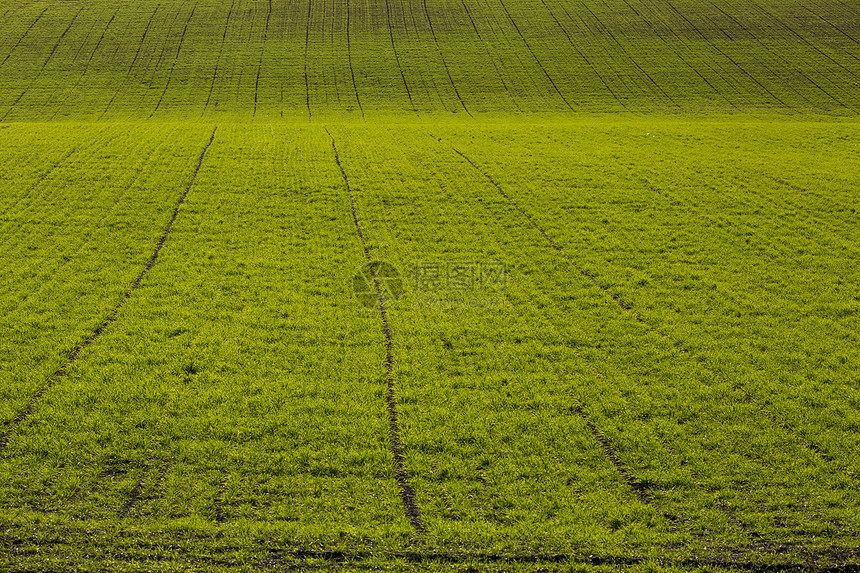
253, 0, 273, 120
150, 3, 197, 119
304, 0, 312, 121
50, 8, 120, 121
538, 0, 627, 110
326, 129, 423, 533
385, 0, 415, 111
422, 0, 472, 116
1, 7, 84, 121
345, 0, 365, 119
0, 7, 49, 69
100, 4, 160, 121
0, 127, 218, 454
445, 142, 856, 483
459, 0, 521, 112
203, 0, 236, 116
497, 0, 575, 110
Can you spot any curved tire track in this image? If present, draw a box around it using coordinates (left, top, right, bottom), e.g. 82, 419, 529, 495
422, 0, 472, 116
326, 128, 424, 534
445, 141, 857, 483
0, 127, 218, 454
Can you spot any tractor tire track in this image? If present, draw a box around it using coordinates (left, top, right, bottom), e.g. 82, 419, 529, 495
414, 136, 798, 540
661, 0, 789, 108
203, 0, 236, 117
50, 8, 121, 121
304, 0, 312, 121
573, 0, 677, 108
617, 0, 737, 108
496, 0, 574, 110
0, 127, 218, 454
345, 0, 365, 119
460, 0, 521, 112
100, 4, 160, 121
253, 0, 273, 120
403, 133, 753, 535
746, 0, 860, 85
1, 7, 84, 122
445, 142, 857, 483
150, 3, 197, 119
326, 128, 424, 534
422, 0, 472, 116
385, 0, 416, 112
0, 7, 49, 70
707, 2, 842, 109
538, 0, 627, 110
0, 130, 179, 324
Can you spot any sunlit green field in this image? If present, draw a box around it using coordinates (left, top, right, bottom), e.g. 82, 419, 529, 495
0, 0, 858, 571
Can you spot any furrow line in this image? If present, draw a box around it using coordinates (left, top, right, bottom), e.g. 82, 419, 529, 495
203, 0, 236, 116
496, 0, 574, 110
385, 0, 416, 112
400, 130, 755, 538
747, 0, 860, 83
0, 7, 49, 69
804, 6, 860, 48
0, 131, 175, 319
422, 0, 472, 116
460, 0, 521, 112
100, 4, 160, 121
0, 127, 218, 454
253, 0, 273, 120
345, 0, 365, 120
325, 128, 424, 534
447, 142, 857, 482
150, 3, 197, 119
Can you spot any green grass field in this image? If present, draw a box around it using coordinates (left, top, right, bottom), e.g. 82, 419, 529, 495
0, 0, 858, 571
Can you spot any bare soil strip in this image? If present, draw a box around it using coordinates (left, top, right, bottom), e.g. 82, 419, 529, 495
326, 128, 424, 533
0, 127, 218, 453
449, 143, 856, 482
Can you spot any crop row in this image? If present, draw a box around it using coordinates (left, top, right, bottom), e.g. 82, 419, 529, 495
0, 0, 859, 120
